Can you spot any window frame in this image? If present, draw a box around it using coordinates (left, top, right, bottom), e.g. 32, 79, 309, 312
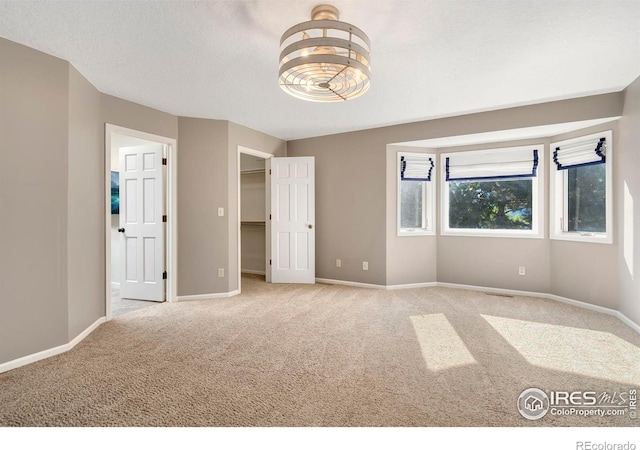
550, 130, 613, 244
440, 144, 544, 239
397, 151, 436, 237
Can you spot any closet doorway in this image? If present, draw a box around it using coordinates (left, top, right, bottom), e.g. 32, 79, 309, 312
238, 146, 273, 293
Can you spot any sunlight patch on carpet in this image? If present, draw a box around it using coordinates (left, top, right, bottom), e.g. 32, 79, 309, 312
410, 313, 477, 372
481, 314, 640, 385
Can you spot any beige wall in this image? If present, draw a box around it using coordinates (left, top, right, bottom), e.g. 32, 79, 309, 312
240, 172, 266, 221
618, 76, 640, 324
67, 65, 104, 338
0, 39, 69, 363
241, 226, 266, 274
177, 117, 229, 295
439, 236, 551, 292
550, 241, 618, 306
101, 94, 178, 139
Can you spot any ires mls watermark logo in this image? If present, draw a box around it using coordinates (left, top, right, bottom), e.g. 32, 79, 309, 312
517, 387, 638, 421
518, 388, 550, 420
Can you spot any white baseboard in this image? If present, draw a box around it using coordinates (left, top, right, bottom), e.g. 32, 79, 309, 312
69, 317, 106, 348
437, 282, 546, 300
241, 269, 266, 275
175, 290, 240, 301
316, 278, 387, 290
317, 278, 437, 291
0, 317, 106, 374
615, 311, 640, 335
546, 293, 619, 317
548, 293, 640, 334
386, 281, 438, 290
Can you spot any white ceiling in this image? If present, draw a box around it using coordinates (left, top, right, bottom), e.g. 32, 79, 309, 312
1, 1, 639, 141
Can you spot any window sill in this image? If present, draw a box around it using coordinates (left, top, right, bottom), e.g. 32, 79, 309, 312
398, 229, 435, 237
550, 233, 612, 245
441, 229, 543, 239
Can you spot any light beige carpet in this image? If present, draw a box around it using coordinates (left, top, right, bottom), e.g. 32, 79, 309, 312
1, 275, 639, 427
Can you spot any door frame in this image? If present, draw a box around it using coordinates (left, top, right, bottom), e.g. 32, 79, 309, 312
237, 146, 273, 294
105, 124, 178, 320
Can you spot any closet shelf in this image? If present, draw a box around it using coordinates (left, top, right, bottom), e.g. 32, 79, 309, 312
241, 220, 266, 226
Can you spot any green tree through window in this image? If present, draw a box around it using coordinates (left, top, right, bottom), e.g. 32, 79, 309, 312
448, 179, 533, 229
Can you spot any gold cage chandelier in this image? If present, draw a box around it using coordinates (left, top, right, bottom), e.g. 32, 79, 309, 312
278, 4, 371, 102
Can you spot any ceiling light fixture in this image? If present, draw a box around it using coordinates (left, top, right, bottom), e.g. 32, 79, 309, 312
278, 4, 371, 102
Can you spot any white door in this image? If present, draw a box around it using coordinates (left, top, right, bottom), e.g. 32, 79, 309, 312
270, 157, 315, 283
119, 144, 165, 301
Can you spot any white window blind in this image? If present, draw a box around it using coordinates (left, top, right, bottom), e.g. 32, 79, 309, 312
445, 147, 539, 181
553, 136, 606, 170
400, 154, 434, 181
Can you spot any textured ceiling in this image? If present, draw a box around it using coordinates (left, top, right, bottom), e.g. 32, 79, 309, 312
1, 1, 639, 141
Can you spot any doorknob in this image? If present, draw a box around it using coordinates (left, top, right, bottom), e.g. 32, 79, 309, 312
118, 228, 125, 233
308, 224, 313, 229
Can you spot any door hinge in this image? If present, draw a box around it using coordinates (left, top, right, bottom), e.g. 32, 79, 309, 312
269, 169, 272, 175
163, 215, 167, 223
163, 271, 167, 280
162, 158, 167, 166
269, 214, 272, 220
269, 259, 272, 265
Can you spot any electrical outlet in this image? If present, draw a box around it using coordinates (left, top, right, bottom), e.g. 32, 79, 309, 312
519, 266, 525, 276
336, 259, 342, 268
218, 207, 224, 217
363, 261, 369, 271
218, 268, 225, 278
